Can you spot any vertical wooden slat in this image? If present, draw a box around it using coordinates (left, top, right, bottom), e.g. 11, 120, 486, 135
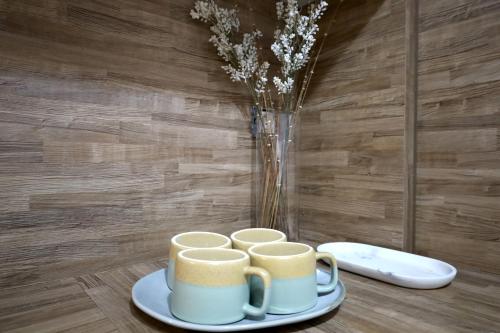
415, 0, 500, 274
403, 0, 418, 252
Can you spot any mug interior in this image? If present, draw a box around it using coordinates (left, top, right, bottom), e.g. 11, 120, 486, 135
173, 232, 230, 248
179, 248, 247, 262
232, 228, 285, 243
250, 242, 311, 257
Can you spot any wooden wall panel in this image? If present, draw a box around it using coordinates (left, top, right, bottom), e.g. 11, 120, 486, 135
298, 0, 405, 249
0, 0, 270, 287
416, 0, 500, 274
403, 0, 417, 252
2, 0, 498, 291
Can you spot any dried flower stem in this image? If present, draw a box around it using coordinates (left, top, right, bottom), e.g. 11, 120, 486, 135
191, 0, 341, 234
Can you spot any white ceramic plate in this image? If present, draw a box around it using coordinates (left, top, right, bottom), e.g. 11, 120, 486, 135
132, 268, 346, 332
318, 242, 457, 289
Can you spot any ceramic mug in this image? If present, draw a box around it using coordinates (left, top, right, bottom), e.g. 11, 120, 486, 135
171, 248, 272, 325
248, 242, 338, 314
230, 228, 287, 252
167, 231, 231, 290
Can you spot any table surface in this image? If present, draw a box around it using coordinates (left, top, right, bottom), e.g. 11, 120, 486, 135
1, 257, 499, 333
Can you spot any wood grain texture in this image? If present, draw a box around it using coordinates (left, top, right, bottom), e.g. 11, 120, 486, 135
0, 0, 275, 288
1, 257, 499, 333
298, 0, 405, 249
403, 0, 418, 252
416, 0, 500, 274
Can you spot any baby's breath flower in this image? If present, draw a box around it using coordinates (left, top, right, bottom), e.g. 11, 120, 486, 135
273, 76, 294, 94
255, 62, 270, 94
271, 0, 328, 94
191, 0, 327, 97
191, 1, 268, 93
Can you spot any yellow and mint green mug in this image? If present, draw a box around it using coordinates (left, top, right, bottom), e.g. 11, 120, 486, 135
230, 228, 287, 252
248, 242, 338, 314
167, 231, 231, 290
171, 248, 272, 325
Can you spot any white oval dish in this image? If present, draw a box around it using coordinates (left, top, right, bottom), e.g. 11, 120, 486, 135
317, 242, 457, 289
132, 268, 346, 332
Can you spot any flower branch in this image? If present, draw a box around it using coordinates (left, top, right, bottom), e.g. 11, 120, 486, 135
190, 0, 340, 233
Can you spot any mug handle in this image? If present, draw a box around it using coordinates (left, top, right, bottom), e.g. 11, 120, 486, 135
242, 266, 271, 317
315, 252, 338, 293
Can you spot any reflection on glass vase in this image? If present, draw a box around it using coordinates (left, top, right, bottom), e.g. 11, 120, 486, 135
254, 108, 298, 240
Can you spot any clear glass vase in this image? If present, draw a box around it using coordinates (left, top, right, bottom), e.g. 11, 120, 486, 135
254, 108, 299, 240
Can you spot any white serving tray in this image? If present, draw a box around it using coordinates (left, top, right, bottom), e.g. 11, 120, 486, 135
317, 242, 457, 289
132, 268, 346, 332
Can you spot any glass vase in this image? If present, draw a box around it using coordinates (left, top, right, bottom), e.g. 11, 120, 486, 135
254, 108, 298, 240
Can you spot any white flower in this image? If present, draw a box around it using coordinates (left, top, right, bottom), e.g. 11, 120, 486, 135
272, 0, 328, 94
191, 0, 328, 98
276, 1, 285, 19
255, 62, 270, 94
273, 76, 294, 94
191, 1, 268, 91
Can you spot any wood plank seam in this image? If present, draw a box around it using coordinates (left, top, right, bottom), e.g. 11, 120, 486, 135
403, 0, 418, 253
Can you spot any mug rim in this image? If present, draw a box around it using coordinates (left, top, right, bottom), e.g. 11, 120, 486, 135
178, 248, 249, 264
248, 242, 313, 258
171, 231, 231, 249
230, 228, 286, 245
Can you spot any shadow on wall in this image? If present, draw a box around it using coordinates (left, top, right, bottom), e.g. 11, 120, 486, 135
306, 0, 386, 99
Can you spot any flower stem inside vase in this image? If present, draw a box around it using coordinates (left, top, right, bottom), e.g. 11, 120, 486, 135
255, 109, 298, 240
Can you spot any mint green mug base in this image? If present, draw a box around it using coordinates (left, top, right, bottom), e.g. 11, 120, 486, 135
252, 274, 318, 315
171, 281, 250, 325
166, 260, 176, 290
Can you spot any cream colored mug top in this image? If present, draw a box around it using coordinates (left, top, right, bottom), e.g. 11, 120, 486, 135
176, 248, 250, 286
169, 231, 232, 260
231, 228, 287, 252
248, 242, 316, 279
